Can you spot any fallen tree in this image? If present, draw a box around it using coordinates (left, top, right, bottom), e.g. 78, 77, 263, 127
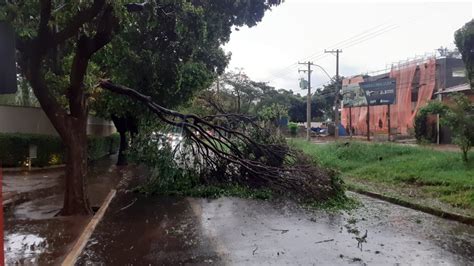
99, 80, 344, 202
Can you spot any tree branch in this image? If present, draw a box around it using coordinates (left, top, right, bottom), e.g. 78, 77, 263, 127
53, 0, 106, 45
99, 80, 340, 202
69, 3, 117, 117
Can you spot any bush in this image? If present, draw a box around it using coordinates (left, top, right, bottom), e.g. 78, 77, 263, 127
288, 122, 299, 136
0, 133, 63, 167
0, 133, 119, 167
414, 101, 447, 142
441, 94, 474, 162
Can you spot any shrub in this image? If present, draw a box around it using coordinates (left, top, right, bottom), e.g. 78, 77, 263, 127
442, 94, 474, 162
0, 133, 119, 167
0, 133, 63, 167
414, 101, 447, 142
288, 122, 299, 136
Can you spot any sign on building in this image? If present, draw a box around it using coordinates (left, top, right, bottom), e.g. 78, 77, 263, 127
342, 83, 367, 107
359, 78, 396, 105
0, 22, 17, 94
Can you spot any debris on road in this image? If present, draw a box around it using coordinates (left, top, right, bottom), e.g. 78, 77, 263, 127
315, 239, 334, 244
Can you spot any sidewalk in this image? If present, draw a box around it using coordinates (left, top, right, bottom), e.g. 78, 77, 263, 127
3, 155, 141, 265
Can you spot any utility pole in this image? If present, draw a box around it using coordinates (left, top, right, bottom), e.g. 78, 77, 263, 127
325, 49, 342, 139
298, 61, 314, 141
436, 62, 442, 145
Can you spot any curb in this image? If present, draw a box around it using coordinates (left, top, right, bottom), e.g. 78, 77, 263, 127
2, 164, 66, 173
349, 188, 474, 226
61, 189, 116, 266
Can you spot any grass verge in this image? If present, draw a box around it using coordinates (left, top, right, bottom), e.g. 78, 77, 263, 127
289, 139, 474, 216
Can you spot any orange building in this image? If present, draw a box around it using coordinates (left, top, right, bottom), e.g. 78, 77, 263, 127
341, 56, 469, 139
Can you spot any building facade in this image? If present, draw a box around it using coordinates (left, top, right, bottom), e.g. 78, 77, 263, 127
341, 56, 469, 139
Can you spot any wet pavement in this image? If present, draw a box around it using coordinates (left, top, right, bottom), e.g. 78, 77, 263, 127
3, 155, 136, 265
78, 192, 474, 265
3, 168, 64, 203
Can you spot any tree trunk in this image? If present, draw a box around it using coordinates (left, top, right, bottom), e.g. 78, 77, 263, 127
59, 123, 92, 215
112, 115, 129, 166
117, 130, 128, 166
462, 147, 469, 162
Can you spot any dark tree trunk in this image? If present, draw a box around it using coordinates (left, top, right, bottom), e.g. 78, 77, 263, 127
60, 121, 92, 215
117, 130, 128, 166
112, 115, 129, 166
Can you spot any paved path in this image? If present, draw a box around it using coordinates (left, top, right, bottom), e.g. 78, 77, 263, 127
78, 192, 474, 265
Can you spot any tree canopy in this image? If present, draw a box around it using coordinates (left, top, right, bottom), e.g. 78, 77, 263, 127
455, 19, 474, 89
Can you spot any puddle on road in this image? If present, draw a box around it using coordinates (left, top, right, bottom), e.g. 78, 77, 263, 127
5, 233, 48, 265
4, 216, 89, 265
13, 194, 63, 220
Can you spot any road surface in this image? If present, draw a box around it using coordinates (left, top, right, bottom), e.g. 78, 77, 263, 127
78, 192, 474, 265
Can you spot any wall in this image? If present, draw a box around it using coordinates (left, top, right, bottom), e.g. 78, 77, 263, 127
0, 105, 116, 136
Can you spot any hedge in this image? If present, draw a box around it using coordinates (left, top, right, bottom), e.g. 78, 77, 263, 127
0, 133, 119, 167
87, 134, 120, 161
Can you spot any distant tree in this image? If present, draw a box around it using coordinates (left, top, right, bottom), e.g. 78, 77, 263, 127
258, 103, 288, 135
442, 94, 474, 162
454, 19, 474, 88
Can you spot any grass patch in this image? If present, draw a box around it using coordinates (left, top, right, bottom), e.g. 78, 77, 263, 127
290, 139, 474, 210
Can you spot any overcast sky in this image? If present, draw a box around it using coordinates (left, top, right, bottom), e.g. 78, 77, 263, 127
223, 0, 473, 94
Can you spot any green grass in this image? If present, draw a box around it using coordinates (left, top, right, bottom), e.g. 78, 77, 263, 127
290, 139, 474, 210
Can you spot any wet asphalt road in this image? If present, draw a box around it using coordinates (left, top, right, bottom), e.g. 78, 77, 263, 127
78, 192, 474, 265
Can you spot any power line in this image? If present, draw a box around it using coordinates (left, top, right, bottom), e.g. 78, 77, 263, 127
261, 21, 396, 80
265, 24, 400, 83
264, 15, 423, 84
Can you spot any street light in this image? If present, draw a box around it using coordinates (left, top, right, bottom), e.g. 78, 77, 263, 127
312, 64, 334, 84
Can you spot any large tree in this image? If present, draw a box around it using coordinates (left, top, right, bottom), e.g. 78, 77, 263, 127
2, 0, 281, 215
93, 2, 283, 166
455, 19, 474, 89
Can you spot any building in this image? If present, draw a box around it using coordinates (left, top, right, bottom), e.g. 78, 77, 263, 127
341, 56, 469, 140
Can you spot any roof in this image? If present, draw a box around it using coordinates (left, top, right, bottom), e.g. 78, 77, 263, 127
435, 83, 472, 94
